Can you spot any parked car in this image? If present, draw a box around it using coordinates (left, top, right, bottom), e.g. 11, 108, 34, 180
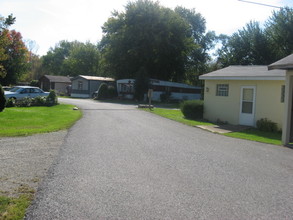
4, 86, 50, 100
2, 86, 13, 91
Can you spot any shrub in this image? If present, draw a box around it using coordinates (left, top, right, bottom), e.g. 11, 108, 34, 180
180, 100, 203, 120
46, 90, 58, 106
6, 98, 16, 107
32, 96, 46, 106
0, 84, 6, 112
15, 97, 32, 107
107, 85, 118, 99
30, 80, 39, 87
95, 83, 108, 100
256, 118, 279, 133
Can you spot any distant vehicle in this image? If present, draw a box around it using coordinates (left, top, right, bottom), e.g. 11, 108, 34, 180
4, 86, 49, 100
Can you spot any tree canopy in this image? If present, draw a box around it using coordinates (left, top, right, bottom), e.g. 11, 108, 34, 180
99, 0, 212, 82
41, 40, 101, 77
217, 7, 293, 67
0, 19, 29, 85
0, 14, 16, 79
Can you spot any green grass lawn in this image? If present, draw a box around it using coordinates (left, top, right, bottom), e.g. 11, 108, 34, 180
224, 129, 282, 145
145, 107, 282, 145
0, 195, 32, 220
144, 108, 213, 126
0, 104, 82, 137
0, 104, 82, 219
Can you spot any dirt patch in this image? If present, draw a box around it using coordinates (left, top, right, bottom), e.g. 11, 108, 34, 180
0, 131, 67, 197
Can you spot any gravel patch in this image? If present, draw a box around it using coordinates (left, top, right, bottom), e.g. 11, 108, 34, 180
0, 131, 67, 197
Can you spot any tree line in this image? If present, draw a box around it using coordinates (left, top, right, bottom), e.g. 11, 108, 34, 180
0, 0, 292, 86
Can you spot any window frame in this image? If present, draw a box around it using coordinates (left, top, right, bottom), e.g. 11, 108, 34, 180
216, 84, 229, 97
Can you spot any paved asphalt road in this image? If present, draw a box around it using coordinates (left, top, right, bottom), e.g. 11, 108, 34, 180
26, 99, 293, 219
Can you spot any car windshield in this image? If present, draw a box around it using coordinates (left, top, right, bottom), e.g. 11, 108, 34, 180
9, 87, 23, 92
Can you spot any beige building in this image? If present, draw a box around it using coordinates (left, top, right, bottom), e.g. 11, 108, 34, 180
268, 54, 293, 145
199, 66, 286, 129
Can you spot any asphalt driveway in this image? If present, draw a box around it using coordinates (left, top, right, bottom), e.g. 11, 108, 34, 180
26, 98, 293, 219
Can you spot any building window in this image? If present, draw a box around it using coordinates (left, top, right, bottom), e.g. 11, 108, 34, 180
281, 85, 285, 103
78, 81, 83, 90
216, 84, 229, 96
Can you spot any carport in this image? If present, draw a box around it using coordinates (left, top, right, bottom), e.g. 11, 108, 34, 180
268, 54, 293, 145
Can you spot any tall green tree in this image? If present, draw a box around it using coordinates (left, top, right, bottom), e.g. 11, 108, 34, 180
217, 21, 273, 66
42, 40, 74, 76
41, 40, 100, 77
265, 7, 293, 60
134, 67, 149, 101
216, 7, 293, 67
100, 0, 195, 82
63, 42, 100, 77
175, 7, 216, 84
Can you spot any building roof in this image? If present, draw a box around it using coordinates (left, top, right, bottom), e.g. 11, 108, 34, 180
116, 78, 201, 89
199, 65, 285, 80
43, 75, 71, 83
74, 75, 115, 81
268, 54, 293, 70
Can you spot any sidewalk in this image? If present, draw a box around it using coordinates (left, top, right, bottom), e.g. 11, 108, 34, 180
196, 124, 250, 134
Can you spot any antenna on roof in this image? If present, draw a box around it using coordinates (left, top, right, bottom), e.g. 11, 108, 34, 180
238, 0, 282, 9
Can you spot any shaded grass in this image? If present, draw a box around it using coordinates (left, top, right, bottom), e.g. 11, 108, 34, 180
144, 108, 213, 126
224, 129, 282, 145
0, 104, 82, 137
145, 107, 282, 145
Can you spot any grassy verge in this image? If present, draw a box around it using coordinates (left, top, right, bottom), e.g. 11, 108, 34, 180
224, 129, 282, 145
144, 108, 213, 126
0, 104, 82, 137
0, 195, 32, 220
0, 105, 82, 218
0, 185, 35, 220
145, 107, 282, 145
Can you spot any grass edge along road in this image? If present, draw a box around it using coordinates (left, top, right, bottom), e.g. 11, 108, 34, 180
0, 104, 82, 137
0, 188, 34, 220
144, 108, 282, 145
0, 104, 81, 219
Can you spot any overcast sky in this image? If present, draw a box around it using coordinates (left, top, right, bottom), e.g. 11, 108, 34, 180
1, 0, 292, 55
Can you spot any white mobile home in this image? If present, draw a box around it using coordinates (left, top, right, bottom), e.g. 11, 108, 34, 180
71, 75, 115, 98
116, 79, 201, 101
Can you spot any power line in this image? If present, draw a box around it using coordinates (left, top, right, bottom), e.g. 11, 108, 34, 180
238, 0, 282, 9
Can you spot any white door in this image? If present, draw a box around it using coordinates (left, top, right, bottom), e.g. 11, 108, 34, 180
239, 86, 256, 126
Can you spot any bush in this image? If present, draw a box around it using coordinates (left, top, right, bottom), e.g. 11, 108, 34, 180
46, 90, 58, 106
256, 118, 279, 133
15, 97, 32, 107
0, 84, 6, 112
180, 100, 203, 120
30, 80, 39, 87
107, 85, 118, 99
5, 98, 15, 107
95, 83, 108, 100
32, 96, 46, 106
